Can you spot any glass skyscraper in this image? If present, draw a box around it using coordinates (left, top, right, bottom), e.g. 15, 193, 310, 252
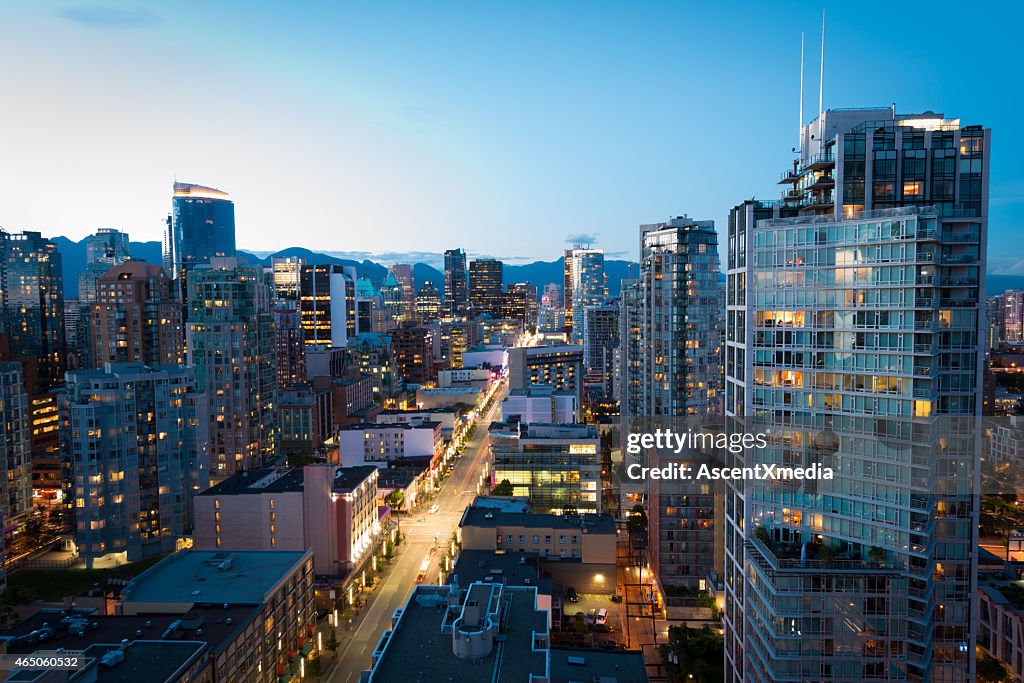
165, 182, 236, 303
444, 248, 469, 318
186, 257, 277, 479
0, 230, 66, 391
724, 109, 989, 682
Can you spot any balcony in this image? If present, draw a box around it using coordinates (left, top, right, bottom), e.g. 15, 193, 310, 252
804, 152, 835, 171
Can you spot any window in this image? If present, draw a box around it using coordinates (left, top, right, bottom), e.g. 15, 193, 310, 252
519, 535, 525, 544
545, 535, 552, 544
572, 535, 578, 544
506, 535, 513, 544
559, 535, 566, 545
532, 535, 539, 543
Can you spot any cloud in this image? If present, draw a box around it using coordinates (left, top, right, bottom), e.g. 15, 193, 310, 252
57, 5, 159, 30
565, 232, 599, 245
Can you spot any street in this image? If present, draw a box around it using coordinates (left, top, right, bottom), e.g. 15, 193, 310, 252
328, 379, 506, 682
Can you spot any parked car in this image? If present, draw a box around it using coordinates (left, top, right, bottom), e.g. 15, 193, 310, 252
595, 608, 608, 626
428, 504, 439, 514
566, 587, 578, 603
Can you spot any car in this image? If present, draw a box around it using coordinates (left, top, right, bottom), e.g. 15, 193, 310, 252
566, 587, 578, 603
595, 608, 608, 626
428, 504, 439, 514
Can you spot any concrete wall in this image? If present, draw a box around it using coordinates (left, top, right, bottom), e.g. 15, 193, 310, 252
193, 490, 305, 553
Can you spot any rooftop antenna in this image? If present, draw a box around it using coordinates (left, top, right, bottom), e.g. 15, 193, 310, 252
798, 32, 804, 153
818, 9, 826, 143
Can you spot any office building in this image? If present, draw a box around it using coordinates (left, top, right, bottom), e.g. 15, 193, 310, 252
391, 323, 436, 386
582, 301, 619, 402
438, 319, 477, 369
273, 304, 306, 389
618, 279, 642, 416
0, 230, 66, 391
347, 333, 403, 401
60, 363, 209, 568
119, 549, 317, 682
724, 108, 988, 682
488, 422, 601, 513
414, 280, 442, 322
271, 255, 304, 301
565, 247, 606, 343
387, 263, 415, 324
503, 282, 538, 331
299, 264, 357, 348
469, 258, 504, 318
1004, 290, 1024, 345
165, 182, 235, 303
537, 283, 565, 334
443, 248, 469, 317
186, 258, 277, 478
987, 295, 1003, 352
502, 386, 578, 424
507, 344, 583, 406
0, 363, 31, 529
193, 465, 380, 576
90, 262, 184, 368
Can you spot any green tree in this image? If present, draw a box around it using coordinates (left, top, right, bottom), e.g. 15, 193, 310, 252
978, 650, 1013, 683
385, 489, 405, 511
325, 627, 339, 653
491, 479, 514, 496
662, 625, 724, 683
627, 504, 648, 533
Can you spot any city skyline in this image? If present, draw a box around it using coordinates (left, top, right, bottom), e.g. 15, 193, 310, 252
1, 2, 1021, 269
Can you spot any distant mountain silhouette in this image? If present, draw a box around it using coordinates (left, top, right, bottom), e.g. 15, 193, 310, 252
55, 237, 634, 299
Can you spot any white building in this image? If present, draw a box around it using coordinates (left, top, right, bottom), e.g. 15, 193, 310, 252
502, 386, 578, 424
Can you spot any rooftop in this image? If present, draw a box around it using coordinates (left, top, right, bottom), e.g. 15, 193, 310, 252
121, 550, 309, 606
450, 550, 551, 594
369, 584, 548, 683
460, 507, 616, 534
76, 641, 207, 683
333, 465, 378, 492
198, 468, 304, 497
547, 647, 649, 683
341, 421, 441, 430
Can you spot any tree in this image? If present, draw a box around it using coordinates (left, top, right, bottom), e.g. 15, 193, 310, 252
491, 479, 514, 496
867, 546, 885, 563
385, 489, 405, 511
627, 504, 648, 533
977, 650, 1013, 683
287, 452, 314, 468
325, 627, 339, 654
662, 625, 724, 683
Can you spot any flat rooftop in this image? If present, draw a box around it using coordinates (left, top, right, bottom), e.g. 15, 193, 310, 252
548, 647, 649, 683
450, 550, 551, 594
198, 468, 303, 496
460, 507, 616, 535
77, 640, 206, 683
370, 584, 548, 683
0, 605, 259, 656
121, 550, 309, 606
334, 465, 378, 491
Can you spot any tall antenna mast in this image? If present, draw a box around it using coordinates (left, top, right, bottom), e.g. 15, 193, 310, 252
818, 9, 825, 141
798, 32, 805, 150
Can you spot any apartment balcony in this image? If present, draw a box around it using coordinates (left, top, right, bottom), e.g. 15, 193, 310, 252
745, 537, 906, 574
806, 175, 835, 192
778, 168, 800, 185
804, 152, 835, 171
941, 231, 980, 244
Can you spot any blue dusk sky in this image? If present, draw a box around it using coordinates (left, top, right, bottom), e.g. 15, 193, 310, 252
0, 1, 1020, 268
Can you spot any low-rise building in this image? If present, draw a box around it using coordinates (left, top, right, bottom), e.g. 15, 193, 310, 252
502, 386, 578, 424
118, 549, 317, 683
415, 386, 481, 410
488, 422, 601, 513
458, 505, 617, 594
338, 422, 443, 470
437, 367, 492, 388
193, 465, 380, 576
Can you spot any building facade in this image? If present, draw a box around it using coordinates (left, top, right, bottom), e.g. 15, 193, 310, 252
507, 344, 584, 407
186, 258, 278, 478
299, 264, 357, 348
444, 248, 469, 318
724, 109, 988, 683
60, 363, 209, 567
469, 258, 504, 319
165, 182, 236, 304
0, 362, 32, 529
90, 262, 183, 368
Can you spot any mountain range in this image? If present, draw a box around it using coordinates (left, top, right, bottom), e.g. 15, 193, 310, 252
53, 237, 639, 300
